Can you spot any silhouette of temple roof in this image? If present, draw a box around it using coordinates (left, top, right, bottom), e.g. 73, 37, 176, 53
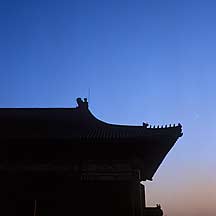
0, 98, 183, 180
0, 98, 182, 140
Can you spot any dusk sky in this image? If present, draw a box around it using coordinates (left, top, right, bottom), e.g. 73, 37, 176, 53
1, 0, 216, 215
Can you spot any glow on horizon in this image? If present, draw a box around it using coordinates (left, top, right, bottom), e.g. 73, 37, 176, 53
145, 162, 216, 215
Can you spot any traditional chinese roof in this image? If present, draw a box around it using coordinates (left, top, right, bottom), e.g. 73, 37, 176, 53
0, 98, 183, 180
0, 98, 182, 140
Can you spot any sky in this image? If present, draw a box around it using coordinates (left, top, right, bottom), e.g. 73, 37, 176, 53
1, 0, 216, 215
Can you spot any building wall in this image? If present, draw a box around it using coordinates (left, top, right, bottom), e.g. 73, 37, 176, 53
4, 175, 135, 216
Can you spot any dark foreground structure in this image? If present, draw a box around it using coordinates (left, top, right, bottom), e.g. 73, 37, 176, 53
0, 98, 182, 216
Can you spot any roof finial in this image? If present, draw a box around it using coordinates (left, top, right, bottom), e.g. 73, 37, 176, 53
143, 122, 149, 127
76, 98, 88, 109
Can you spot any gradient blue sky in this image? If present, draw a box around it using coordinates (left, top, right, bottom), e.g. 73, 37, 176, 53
1, 0, 216, 215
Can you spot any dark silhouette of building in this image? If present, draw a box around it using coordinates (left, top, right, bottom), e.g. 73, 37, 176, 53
0, 98, 182, 216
